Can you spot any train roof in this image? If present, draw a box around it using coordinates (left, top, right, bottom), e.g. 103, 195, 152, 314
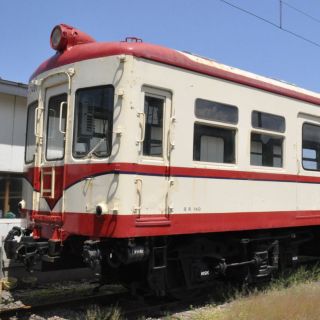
31, 27, 320, 106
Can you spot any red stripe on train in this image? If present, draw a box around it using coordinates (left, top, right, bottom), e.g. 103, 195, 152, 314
33, 210, 320, 239
25, 163, 320, 192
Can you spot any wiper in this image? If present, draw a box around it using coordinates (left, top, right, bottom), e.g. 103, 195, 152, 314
87, 138, 106, 158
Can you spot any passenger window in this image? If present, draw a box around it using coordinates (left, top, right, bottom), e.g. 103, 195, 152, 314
250, 133, 283, 167
143, 96, 164, 157
193, 124, 236, 163
250, 111, 284, 168
252, 111, 285, 133
302, 123, 320, 171
195, 98, 238, 124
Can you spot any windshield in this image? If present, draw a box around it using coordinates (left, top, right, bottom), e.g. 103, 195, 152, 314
25, 101, 37, 163
73, 85, 114, 158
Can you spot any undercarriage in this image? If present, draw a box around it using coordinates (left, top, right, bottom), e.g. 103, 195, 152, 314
4, 226, 320, 296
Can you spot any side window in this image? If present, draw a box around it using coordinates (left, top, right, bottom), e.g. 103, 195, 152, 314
143, 95, 164, 157
193, 98, 238, 164
302, 123, 320, 171
195, 98, 238, 124
252, 111, 285, 132
250, 111, 285, 168
25, 101, 38, 163
193, 124, 236, 163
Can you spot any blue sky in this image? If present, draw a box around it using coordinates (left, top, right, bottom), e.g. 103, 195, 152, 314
1, 0, 320, 92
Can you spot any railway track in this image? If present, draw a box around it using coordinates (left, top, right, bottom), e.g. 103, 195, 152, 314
0, 282, 210, 320
0, 294, 206, 320
0, 287, 129, 319
1, 265, 319, 319
0, 291, 187, 320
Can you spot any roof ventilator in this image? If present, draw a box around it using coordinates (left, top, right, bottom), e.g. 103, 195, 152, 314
122, 37, 143, 43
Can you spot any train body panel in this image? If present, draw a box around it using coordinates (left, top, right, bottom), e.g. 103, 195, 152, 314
23, 53, 320, 237
7, 24, 320, 295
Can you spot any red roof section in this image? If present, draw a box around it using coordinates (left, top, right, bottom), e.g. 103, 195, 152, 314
31, 41, 320, 106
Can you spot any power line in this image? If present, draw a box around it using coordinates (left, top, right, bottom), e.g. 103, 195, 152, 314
219, 0, 278, 28
218, 0, 320, 48
283, 1, 320, 25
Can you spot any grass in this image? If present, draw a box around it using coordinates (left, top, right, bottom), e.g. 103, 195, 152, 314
187, 266, 320, 320
80, 305, 122, 320
192, 282, 320, 320
76, 266, 320, 320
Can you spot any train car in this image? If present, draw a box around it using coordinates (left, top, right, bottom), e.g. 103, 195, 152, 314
5, 23, 320, 296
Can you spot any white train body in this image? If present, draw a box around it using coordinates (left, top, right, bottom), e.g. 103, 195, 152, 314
6, 24, 320, 294
23, 39, 320, 239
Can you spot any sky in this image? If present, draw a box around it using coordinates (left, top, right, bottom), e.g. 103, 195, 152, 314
1, 0, 320, 92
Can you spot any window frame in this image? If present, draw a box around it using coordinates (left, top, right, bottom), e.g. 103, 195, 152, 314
195, 98, 238, 125
142, 93, 166, 158
25, 101, 38, 164
72, 85, 115, 159
45, 93, 68, 161
250, 132, 284, 168
193, 97, 238, 165
301, 122, 320, 172
250, 111, 285, 168
251, 110, 286, 133
193, 122, 237, 164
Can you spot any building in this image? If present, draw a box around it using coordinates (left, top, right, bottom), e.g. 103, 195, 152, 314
0, 78, 27, 218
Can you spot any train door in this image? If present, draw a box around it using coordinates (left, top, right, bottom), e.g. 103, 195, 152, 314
135, 87, 174, 225
296, 113, 320, 212
38, 83, 69, 215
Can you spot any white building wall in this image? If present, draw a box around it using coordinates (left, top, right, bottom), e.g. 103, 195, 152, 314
0, 84, 27, 173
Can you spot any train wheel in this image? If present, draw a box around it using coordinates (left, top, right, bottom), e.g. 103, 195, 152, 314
165, 252, 201, 299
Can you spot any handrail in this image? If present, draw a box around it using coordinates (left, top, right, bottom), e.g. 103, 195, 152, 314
134, 178, 143, 216
136, 112, 146, 145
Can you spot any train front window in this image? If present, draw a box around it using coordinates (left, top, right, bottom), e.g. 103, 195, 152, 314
46, 94, 67, 161
73, 86, 114, 158
25, 101, 37, 163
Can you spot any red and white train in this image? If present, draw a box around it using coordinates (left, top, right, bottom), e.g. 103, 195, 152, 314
5, 23, 320, 296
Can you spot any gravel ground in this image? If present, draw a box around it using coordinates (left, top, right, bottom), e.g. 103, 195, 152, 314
0, 280, 223, 320
0, 280, 125, 320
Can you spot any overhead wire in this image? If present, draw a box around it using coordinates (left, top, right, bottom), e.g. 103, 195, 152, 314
282, 1, 320, 25
218, 0, 320, 48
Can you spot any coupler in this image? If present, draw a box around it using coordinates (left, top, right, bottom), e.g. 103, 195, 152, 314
4, 226, 49, 272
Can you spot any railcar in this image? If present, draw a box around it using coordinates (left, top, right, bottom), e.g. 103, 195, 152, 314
5, 23, 320, 296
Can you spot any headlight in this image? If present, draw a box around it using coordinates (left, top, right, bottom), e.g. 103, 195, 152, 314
50, 25, 68, 52
49, 24, 95, 53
